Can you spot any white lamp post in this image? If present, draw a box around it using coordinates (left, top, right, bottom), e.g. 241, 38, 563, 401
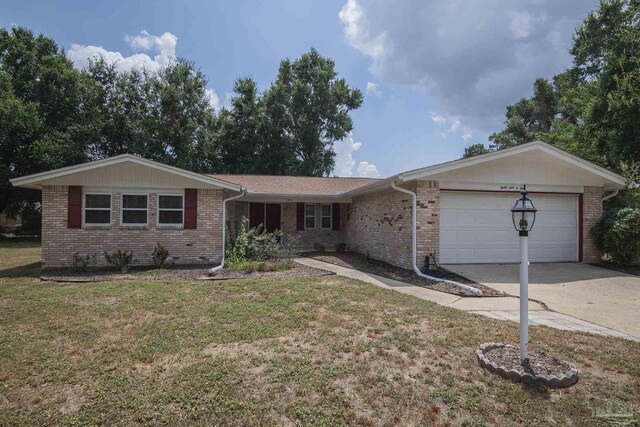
511, 186, 537, 362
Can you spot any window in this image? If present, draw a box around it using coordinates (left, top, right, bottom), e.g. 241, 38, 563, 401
84, 194, 111, 225
158, 195, 183, 225
321, 204, 332, 229
121, 194, 148, 225
305, 204, 316, 229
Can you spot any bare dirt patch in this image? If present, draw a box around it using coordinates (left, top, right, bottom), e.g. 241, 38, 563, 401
304, 251, 503, 297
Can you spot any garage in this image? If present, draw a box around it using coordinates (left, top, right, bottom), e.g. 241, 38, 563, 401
439, 191, 578, 264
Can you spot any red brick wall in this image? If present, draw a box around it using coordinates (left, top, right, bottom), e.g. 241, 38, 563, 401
583, 186, 603, 263
41, 185, 223, 268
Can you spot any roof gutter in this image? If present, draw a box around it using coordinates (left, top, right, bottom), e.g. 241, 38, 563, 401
390, 181, 483, 296
602, 189, 619, 201
209, 188, 247, 274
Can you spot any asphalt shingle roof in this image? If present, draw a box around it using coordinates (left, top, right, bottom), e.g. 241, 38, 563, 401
208, 174, 380, 195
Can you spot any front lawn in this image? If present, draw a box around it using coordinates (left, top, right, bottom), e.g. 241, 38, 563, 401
0, 241, 638, 425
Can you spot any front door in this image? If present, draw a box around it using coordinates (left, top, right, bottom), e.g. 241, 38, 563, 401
249, 202, 281, 233
265, 203, 281, 233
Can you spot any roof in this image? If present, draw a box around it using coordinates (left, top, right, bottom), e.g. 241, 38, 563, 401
209, 174, 380, 196
9, 154, 243, 191
343, 140, 627, 196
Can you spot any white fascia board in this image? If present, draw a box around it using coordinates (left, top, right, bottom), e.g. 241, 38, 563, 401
241, 192, 352, 203
10, 154, 243, 191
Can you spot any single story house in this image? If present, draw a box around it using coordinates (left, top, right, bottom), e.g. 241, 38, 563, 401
10, 141, 626, 270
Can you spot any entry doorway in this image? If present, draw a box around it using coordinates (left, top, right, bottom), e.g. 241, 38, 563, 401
249, 202, 281, 233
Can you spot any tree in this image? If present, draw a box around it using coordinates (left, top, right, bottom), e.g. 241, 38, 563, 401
489, 78, 557, 151
463, 143, 490, 158
0, 26, 97, 228
265, 48, 363, 176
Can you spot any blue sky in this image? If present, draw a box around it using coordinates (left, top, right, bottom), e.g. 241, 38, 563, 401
1, 0, 597, 177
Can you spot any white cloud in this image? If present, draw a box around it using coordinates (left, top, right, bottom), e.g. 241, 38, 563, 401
430, 111, 473, 143
357, 161, 381, 178
339, 0, 593, 133
68, 31, 177, 73
67, 31, 220, 109
366, 81, 381, 95
333, 135, 380, 177
338, 0, 387, 61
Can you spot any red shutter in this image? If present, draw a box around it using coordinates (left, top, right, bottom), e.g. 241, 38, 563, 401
332, 203, 340, 231
296, 202, 305, 231
184, 188, 197, 229
68, 186, 82, 228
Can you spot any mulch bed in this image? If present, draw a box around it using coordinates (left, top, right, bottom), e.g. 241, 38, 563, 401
477, 343, 579, 388
41, 261, 333, 283
204, 262, 333, 281
303, 251, 504, 297
594, 262, 640, 277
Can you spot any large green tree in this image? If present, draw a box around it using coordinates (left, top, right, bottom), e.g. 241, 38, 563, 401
0, 27, 97, 229
265, 48, 363, 176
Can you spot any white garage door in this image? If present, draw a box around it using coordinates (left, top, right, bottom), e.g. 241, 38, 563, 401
440, 192, 578, 264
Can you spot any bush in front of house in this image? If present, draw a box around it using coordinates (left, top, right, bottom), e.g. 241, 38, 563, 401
313, 242, 325, 252
593, 206, 640, 266
226, 217, 299, 272
72, 252, 96, 272
104, 250, 134, 273
151, 242, 169, 267
336, 242, 348, 253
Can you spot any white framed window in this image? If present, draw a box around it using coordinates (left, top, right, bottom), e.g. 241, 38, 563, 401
158, 194, 184, 226
321, 204, 332, 229
121, 194, 148, 225
305, 204, 316, 229
84, 193, 112, 225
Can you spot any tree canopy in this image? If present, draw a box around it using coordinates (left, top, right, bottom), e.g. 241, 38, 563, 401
482, 0, 640, 174
0, 27, 363, 227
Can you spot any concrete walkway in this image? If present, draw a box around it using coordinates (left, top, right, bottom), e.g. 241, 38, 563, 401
295, 258, 639, 342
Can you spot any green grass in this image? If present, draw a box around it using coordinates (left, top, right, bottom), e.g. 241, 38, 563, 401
0, 241, 638, 425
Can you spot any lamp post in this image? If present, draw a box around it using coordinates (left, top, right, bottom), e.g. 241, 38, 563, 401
511, 185, 537, 362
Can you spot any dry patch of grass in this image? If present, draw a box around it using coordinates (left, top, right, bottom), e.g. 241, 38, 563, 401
0, 242, 639, 426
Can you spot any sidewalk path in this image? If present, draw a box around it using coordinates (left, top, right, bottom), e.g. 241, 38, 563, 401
295, 257, 639, 342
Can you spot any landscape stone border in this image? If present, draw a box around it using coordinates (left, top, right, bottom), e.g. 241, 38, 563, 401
476, 342, 579, 388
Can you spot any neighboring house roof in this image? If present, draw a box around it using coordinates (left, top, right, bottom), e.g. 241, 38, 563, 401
209, 174, 380, 196
10, 154, 243, 191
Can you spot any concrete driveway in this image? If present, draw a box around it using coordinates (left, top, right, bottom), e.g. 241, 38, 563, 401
444, 263, 640, 339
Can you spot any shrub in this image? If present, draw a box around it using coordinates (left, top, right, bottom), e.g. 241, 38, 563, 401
104, 250, 134, 273
230, 259, 295, 274
336, 242, 348, 253
72, 252, 96, 272
313, 242, 325, 252
227, 217, 281, 264
277, 233, 301, 259
592, 207, 640, 266
151, 242, 169, 267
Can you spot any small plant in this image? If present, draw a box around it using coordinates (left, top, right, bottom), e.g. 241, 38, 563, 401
72, 252, 96, 272
336, 242, 348, 253
104, 250, 134, 273
277, 232, 301, 259
314, 242, 325, 252
151, 242, 169, 267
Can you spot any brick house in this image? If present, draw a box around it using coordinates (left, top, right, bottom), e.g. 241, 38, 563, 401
11, 141, 625, 270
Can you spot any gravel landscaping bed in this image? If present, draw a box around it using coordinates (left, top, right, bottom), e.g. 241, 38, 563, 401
303, 251, 504, 297
41, 261, 333, 282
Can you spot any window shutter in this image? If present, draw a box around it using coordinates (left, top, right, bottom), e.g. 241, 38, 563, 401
184, 189, 197, 229
296, 203, 305, 231
68, 186, 82, 228
332, 203, 340, 231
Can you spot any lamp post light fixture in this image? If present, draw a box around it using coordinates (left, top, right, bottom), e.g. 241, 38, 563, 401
511, 185, 537, 362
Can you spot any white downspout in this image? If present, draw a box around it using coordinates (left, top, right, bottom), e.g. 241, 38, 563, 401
602, 189, 619, 201
391, 181, 483, 296
209, 189, 246, 274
